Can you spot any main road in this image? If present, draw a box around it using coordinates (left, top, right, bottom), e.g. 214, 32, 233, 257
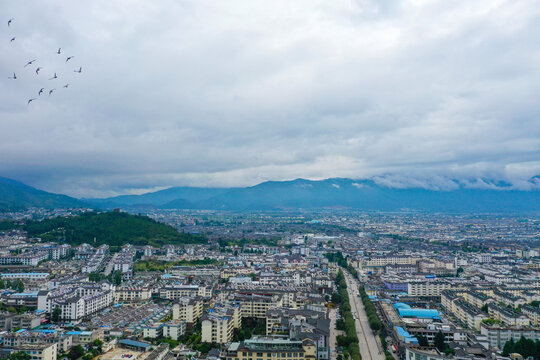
344, 270, 384, 360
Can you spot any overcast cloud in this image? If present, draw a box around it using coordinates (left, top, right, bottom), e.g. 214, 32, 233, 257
1, 0, 540, 197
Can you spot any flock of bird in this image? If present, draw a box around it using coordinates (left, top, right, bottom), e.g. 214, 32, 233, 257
7, 17, 83, 105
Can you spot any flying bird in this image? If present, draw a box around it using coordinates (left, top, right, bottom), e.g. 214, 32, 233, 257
65, 56, 74, 62
24, 59, 37, 67
38, 88, 44, 95
8, 72, 16, 79
57, 48, 61, 54
49, 72, 57, 80
8, 18, 14, 26
35, 67, 42, 74
49, 89, 56, 96
74, 67, 82, 73
63, 83, 70, 88
10, 37, 15, 42
28, 98, 36, 105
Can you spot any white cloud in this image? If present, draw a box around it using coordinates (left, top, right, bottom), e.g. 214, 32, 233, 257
0, 0, 539, 197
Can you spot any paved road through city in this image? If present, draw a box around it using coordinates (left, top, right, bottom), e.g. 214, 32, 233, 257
329, 307, 338, 360
344, 270, 384, 360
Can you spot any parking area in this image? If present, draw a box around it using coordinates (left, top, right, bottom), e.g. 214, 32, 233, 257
100, 348, 145, 360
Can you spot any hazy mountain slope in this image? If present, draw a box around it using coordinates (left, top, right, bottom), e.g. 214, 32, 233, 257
195, 178, 540, 212
88, 177, 540, 212
0, 176, 86, 212
86, 187, 231, 208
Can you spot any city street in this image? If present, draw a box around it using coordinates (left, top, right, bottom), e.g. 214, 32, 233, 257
344, 271, 384, 360
329, 307, 338, 360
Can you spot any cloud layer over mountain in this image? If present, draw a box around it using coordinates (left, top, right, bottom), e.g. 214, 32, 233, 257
1, 1, 539, 197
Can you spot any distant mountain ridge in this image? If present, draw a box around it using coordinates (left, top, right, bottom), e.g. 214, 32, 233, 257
87, 177, 540, 213
1, 175, 539, 213
0, 176, 86, 212
86, 187, 232, 208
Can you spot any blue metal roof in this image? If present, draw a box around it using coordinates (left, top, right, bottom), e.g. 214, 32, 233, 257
1, 273, 48, 276
397, 308, 441, 319
395, 326, 419, 344
119, 339, 151, 349
394, 303, 411, 310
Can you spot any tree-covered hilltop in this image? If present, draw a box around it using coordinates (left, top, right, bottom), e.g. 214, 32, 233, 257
24, 211, 206, 247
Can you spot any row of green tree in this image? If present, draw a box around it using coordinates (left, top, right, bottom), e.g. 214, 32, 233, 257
417, 332, 454, 355
233, 317, 266, 341
502, 337, 540, 359
325, 252, 357, 277
0, 277, 25, 292
133, 258, 222, 272
358, 287, 382, 331
334, 270, 361, 360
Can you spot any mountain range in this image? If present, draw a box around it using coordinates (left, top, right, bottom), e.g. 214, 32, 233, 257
0, 176, 86, 212
1, 176, 540, 213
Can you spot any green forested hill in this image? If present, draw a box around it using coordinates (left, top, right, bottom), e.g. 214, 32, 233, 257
23, 211, 206, 247
0, 176, 86, 211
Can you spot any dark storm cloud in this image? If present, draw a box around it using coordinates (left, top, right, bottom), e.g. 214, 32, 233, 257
1, 0, 540, 197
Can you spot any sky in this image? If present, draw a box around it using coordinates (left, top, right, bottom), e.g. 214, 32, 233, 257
1, 0, 540, 198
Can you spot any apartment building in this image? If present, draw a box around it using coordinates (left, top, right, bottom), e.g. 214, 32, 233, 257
81, 245, 109, 273
234, 293, 283, 319
162, 320, 187, 340
480, 323, 540, 349
143, 323, 164, 339
0, 251, 48, 266
406, 324, 467, 345
201, 305, 241, 344
407, 281, 452, 297
160, 284, 212, 299
221, 267, 254, 279
448, 299, 487, 330
105, 245, 136, 279
365, 255, 421, 267
1, 272, 49, 280
37, 286, 114, 322
0, 312, 44, 331
114, 285, 152, 302
487, 304, 530, 327
522, 305, 540, 326
1, 330, 73, 353
172, 296, 203, 324
225, 336, 315, 360
169, 266, 221, 277
6, 343, 57, 360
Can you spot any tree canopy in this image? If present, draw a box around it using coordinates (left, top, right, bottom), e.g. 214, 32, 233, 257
24, 211, 206, 247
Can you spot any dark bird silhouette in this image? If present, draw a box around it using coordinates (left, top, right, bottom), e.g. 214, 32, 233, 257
24, 59, 37, 67
35, 67, 42, 75
49, 72, 57, 80
10, 37, 15, 42
49, 89, 56, 96
63, 83, 70, 88
65, 56, 74, 62
8, 18, 14, 27
38, 88, 44, 95
74, 67, 82, 73
8, 72, 16, 79
57, 48, 61, 54
27, 98, 36, 105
